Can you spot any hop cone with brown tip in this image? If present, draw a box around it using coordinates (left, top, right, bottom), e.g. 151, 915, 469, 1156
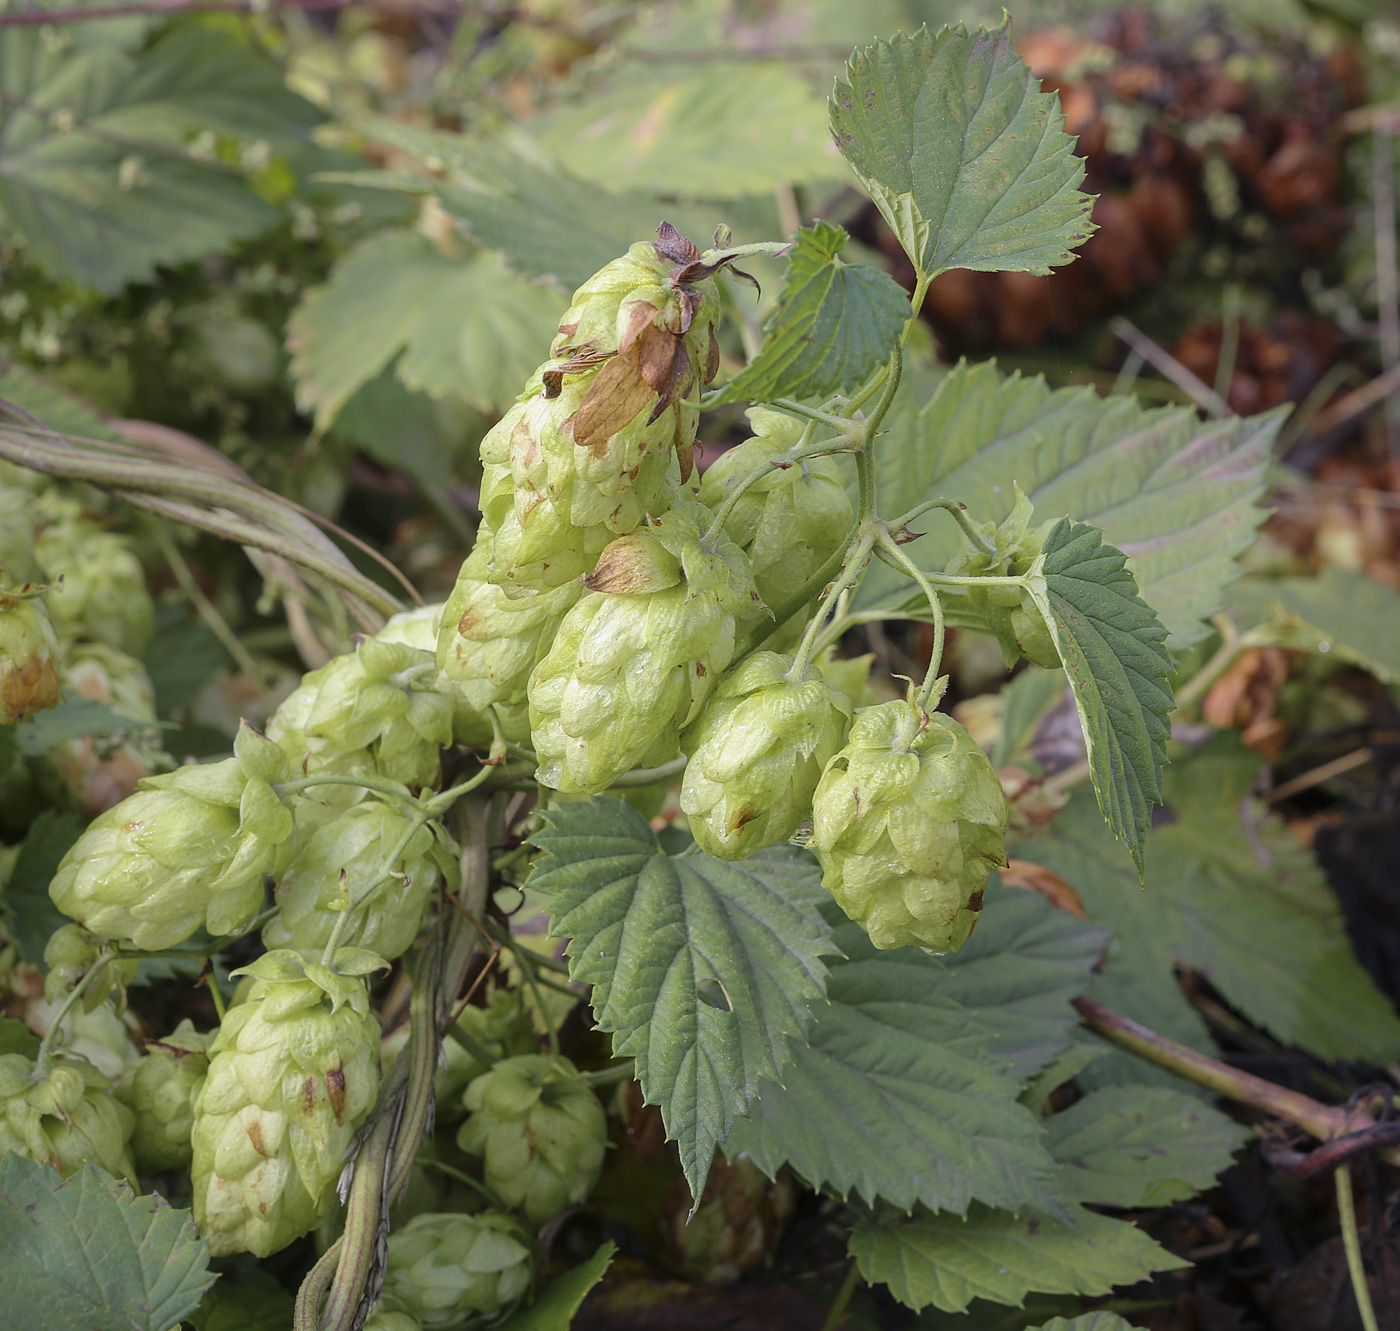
811, 700, 1009, 953
0, 584, 60, 725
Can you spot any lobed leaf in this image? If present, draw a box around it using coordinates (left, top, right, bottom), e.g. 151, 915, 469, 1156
829, 22, 1095, 283
0, 1157, 215, 1331
528, 800, 837, 1198
497, 1242, 615, 1330
857, 362, 1282, 645
1023, 519, 1174, 874
849, 1201, 1177, 1314
710, 220, 910, 405
1045, 1087, 1249, 1207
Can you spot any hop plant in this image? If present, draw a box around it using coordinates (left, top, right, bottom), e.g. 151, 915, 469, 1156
456, 1053, 607, 1226
434, 536, 581, 747
681, 651, 852, 860
811, 700, 1009, 953
191, 948, 384, 1257
35, 507, 154, 656
378, 1212, 534, 1329
528, 500, 760, 793
0, 584, 61, 724
438, 988, 538, 1111
944, 488, 1060, 670
268, 636, 453, 812
0, 1051, 136, 1180
48, 722, 295, 951
262, 799, 457, 960
698, 408, 854, 612
0, 486, 39, 584
42, 924, 136, 1013
116, 1019, 211, 1173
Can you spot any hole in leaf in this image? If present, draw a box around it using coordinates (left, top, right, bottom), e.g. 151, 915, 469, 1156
695, 978, 732, 1012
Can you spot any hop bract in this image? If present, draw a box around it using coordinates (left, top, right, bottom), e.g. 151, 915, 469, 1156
191, 948, 384, 1257
699, 408, 853, 612
262, 799, 457, 960
456, 1053, 607, 1227
945, 488, 1060, 670
35, 509, 154, 656
116, 1018, 211, 1173
435, 536, 581, 746
528, 501, 759, 792
379, 1212, 534, 1329
48, 723, 295, 951
437, 988, 537, 1113
0, 586, 61, 725
0, 1051, 136, 1180
268, 636, 453, 813
811, 700, 1009, 953
681, 652, 852, 860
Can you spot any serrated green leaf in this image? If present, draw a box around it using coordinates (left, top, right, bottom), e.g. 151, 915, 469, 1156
1045, 1087, 1248, 1207
857, 363, 1281, 645
2, 809, 83, 963
991, 666, 1066, 768
535, 65, 842, 198
288, 230, 564, 426
829, 22, 1094, 284
188, 1270, 291, 1331
726, 916, 1064, 1216
0, 28, 319, 293
15, 699, 166, 757
528, 800, 836, 1197
1230, 567, 1400, 684
1034, 742, 1400, 1067
1023, 519, 1173, 873
0, 1158, 215, 1331
709, 220, 909, 405
497, 1241, 614, 1331
850, 1202, 1177, 1315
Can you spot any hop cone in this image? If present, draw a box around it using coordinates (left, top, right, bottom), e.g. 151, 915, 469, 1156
116, 1019, 211, 1173
191, 948, 384, 1257
944, 487, 1059, 670
0, 585, 60, 724
699, 408, 853, 612
437, 989, 537, 1112
681, 652, 851, 860
268, 636, 453, 813
811, 700, 1008, 953
49, 723, 295, 951
379, 1212, 533, 1329
35, 509, 154, 655
376, 603, 444, 653
363, 1313, 423, 1331
43, 924, 136, 1013
262, 800, 457, 961
528, 500, 759, 792
457, 1054, 607, 1226
0, 1051, 136, 1180
434, 536, 581, 746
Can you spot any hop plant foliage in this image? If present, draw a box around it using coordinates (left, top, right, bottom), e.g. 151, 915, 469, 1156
379, 1212, 534, 1328
812, 700, 1009, 952
116, 1019, 212, 1173
191, 948, 384, 1257
0, 585, 61, 725
0, 1052, 136, 1181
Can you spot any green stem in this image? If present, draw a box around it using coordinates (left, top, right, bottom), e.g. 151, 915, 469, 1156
580, 1061, 636, 1088
770, 399, 859, 434
421, 762, 497, 815
875, 532, 946, 706
822, 1260, 862, 1331
419, 1156, 513, 1214
608, 754, 689, 789
157, 532, 264, 687
1336, 1164, 1380, 1331
276, 773, 417, 804
318, 1110, 396, 1331
34, 954, 113, 1078
791, 533, 877, 676
506, 939, 561, 1057
205, 971, 227, 1022
923, 570, 1027, 589
319, 815, 432, 966
891, 496, 996, 556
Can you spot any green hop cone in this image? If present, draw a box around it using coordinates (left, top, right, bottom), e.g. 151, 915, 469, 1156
49, 722, 295, 950
680, 651, 852, 860
944, 487, 1060, 670
116, 1018, 211, 1173
811, 699, 1009, 953
698, 408, 854, 612
262, 800, 458, 960
0, 1051, 136, 1180
0, 584, 61, 724
35, 508, 154, 655
191, 947, 384, 1257
268, 637, 453, 811
375, 603, 443, 652
456, 1053, 607, 1227
363, 1312, 423, 1331
438, 988, 537, 1112
379, 1212, 534, 1330
42, 924, 137, 1012
528, 500, 760, 793
435, 534, 581, 746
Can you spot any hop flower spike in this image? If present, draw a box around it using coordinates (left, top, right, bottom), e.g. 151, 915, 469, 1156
681, 651, 852, 860
0, 1051, 136, 1180
191, 947, 385, 1257
456, 1053, 607, 1227
49, 722, 296, 951
811, 699, 1009, 953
